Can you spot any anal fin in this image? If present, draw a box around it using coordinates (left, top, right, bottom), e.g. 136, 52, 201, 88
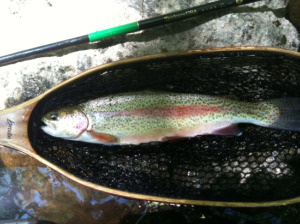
211, 124, 242, 136
162, 136, 184, 141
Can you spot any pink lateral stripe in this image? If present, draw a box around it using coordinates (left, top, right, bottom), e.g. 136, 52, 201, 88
107, 105, 222, 118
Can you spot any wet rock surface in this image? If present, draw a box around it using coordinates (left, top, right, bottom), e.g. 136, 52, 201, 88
0, 0, 299, 109
0, 147, 146, 223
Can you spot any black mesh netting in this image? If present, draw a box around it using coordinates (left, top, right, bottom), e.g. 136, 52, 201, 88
28, 50, 300, 202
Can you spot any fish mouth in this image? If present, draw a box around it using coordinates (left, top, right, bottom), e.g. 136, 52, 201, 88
41, 116, 57, 128
41, 117, 59, 137
41, 125, 56, 137
41, 117, 49, 125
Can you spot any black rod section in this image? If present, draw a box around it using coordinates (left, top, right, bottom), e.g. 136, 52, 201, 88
0, 35, 89, 67
139, 0, 260, 29
0, 0, 261, 67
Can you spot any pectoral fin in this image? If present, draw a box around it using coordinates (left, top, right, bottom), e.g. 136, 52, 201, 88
87, 131, 119, 143
211, 124, 242, 136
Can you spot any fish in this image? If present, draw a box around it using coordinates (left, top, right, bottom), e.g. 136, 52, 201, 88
41, 91, 300, 145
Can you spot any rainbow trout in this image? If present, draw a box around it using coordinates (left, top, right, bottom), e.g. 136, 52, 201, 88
41, 91, 300, 145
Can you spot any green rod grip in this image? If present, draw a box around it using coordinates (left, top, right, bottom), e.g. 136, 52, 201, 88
88, 22, 139, 42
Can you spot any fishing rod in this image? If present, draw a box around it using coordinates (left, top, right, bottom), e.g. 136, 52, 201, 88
0, 0, 261, 66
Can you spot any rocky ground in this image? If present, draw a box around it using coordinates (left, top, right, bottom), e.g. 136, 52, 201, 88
0, 0, 299, 109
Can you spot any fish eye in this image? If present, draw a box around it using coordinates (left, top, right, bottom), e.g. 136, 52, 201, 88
50, 113, 59, 121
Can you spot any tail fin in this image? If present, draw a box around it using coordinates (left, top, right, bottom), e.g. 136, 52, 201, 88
267, 98, 300, 131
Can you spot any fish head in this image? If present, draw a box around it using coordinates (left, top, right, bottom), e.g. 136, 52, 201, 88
41, 107, 88, 140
